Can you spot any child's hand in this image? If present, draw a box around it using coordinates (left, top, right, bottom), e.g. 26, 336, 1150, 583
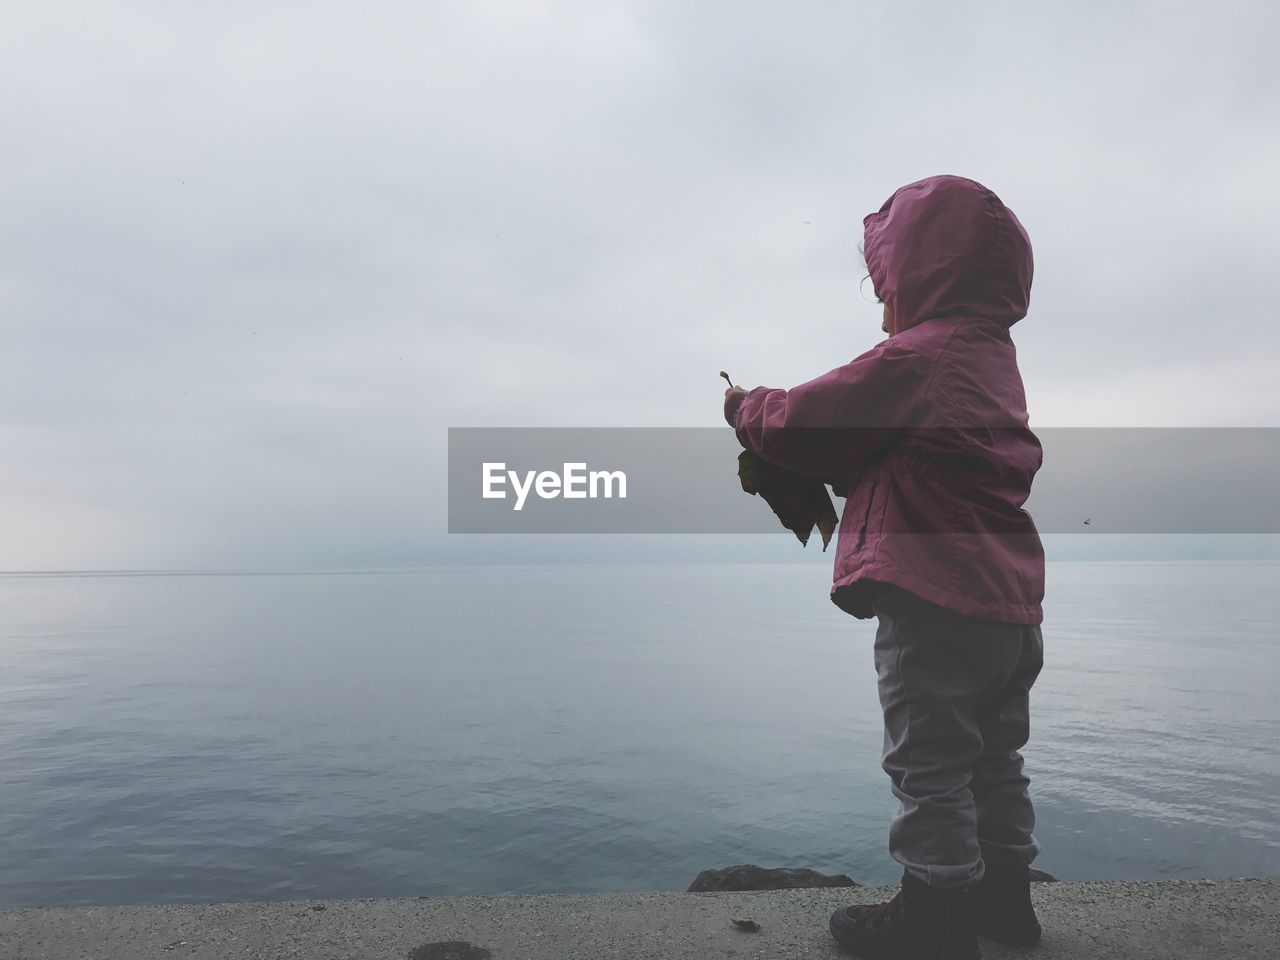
724, 386, 749, 426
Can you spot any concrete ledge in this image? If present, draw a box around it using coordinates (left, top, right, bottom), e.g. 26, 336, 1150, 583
1, 878, 1275, 959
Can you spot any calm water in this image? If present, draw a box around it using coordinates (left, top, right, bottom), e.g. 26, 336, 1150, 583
1, 561, 1277, 908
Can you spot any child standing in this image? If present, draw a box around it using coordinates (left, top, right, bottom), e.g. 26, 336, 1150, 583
724, 175, 1045, 960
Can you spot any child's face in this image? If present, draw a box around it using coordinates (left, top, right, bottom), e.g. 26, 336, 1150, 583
882, 302, 894, 335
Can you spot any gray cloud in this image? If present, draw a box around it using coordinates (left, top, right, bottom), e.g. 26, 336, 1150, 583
2, 0, 1277, 568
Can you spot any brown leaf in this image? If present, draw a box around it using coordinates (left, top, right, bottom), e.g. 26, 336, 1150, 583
730, 917, 761, 932
736, 451, 838, 551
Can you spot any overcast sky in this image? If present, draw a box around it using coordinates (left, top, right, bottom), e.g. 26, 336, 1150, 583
2, 1, 1277, 570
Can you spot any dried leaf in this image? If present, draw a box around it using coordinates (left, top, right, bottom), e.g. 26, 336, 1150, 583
736, 451, 838, 551
730, 917, 761, 932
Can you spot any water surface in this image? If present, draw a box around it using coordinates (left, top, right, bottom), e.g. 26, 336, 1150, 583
1, 561, 1276, 907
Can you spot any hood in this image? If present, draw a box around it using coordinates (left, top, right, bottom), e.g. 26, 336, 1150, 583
863, 175, 1033, 334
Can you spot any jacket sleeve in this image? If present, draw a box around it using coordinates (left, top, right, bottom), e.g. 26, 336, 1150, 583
732, 341, 929, 480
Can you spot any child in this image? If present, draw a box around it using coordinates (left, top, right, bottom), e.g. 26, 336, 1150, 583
724, 175, 1045, 960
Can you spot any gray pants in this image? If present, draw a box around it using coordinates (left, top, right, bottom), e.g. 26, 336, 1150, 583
872, 582, 1044, 889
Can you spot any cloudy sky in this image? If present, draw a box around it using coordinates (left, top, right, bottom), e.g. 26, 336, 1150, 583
2, 0, 1277, 570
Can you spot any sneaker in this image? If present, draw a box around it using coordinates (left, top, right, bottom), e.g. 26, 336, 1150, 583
829, 868, 981, 959
975, 858, 1042, 946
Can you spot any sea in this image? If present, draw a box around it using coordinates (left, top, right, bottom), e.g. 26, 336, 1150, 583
1, 561, 1277, 907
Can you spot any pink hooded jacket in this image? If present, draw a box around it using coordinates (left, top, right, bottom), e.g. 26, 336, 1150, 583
734, 175, 1044, 624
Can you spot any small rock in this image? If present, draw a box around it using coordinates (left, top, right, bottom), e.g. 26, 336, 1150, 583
688, 865, 858, 892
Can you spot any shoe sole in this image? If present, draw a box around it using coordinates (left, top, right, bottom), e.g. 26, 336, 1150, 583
977, 922, 1042, 947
